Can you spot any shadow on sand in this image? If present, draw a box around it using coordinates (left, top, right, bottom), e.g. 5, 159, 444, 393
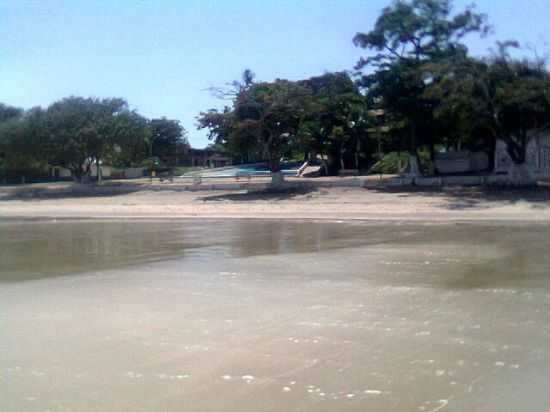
0, 183, 144, 201
198, 186, 320, 202
367, 185, 550, 211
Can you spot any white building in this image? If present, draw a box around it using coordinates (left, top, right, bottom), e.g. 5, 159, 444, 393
434, 151, 489, 174
50, 164, 112, 179
494, 129, 550, 177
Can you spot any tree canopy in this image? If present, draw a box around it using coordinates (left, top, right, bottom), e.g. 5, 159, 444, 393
299, 72, 371, 173
353, 0, 490, 170
39, 97, 150, 181
198, 72, 372, 174
0, 97, 152, 182
149, 118, 189, 166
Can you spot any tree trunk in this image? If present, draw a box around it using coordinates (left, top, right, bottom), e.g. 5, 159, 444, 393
405, 121, 421, 177
271, 171, 285, 187
268, 155, 281, 173
269, 154, 285, 187
405, 154, 421, 177
96, 158, 102, 185
319, 150, 329, 176
71, 168, 83, 183
355, 138, 361, 170
429, 142, 436, 162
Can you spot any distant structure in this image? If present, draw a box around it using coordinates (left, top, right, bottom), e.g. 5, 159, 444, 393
47, 147, 233, 181
434, 151, 489, 174
186, 148, 232, 168
50, 164, 145, 180
494, 130, 550, 176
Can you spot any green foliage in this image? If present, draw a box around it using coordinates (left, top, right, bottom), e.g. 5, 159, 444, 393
0, 108, 47, 180
109, 111, 152, 168
198, 71, 372, 174
148, 118, 189, 167
0, 118, 36, 178
197, 107, 251, 159
368, 151, 409, 174
0, 103, 23, 123
424, 42, 550, 165
39, 97, 151, 180
0, 97, 152, 182
234, 80, 313, 172
353, 0, 489, 158
198, 76, 313, 172
480, 49, 550, 163
299, 72, 371, 173
353, 0, 489, 68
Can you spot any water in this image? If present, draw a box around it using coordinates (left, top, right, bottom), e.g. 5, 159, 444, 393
2, 219, 550, 411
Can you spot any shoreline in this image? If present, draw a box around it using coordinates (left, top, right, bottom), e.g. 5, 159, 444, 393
1, 213, 550, 223
2, 183, 550, 222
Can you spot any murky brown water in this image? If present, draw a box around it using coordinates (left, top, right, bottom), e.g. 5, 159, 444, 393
2, 219, 550, 411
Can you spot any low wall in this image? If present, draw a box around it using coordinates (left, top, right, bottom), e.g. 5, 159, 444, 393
144, 174, 525, 191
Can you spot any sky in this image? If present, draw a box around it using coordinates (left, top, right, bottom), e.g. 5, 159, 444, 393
1, 0, 549, 148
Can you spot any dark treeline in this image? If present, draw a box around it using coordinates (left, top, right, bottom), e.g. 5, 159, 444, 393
197, 0, 550, 184
2, 0, 549, 185
0, 97, 189, 182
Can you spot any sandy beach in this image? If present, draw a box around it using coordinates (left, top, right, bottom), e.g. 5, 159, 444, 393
1, 180, 550, 221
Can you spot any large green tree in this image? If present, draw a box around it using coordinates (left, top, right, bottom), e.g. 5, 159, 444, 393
198, 79, 313, 175
353, 0, 489, 174
0, 103, 23, 123
198, 70, 261, 164
300, 72, 370, 174
423, 41, 550, 184
232, 80, 312, 173
41, 97, 150, 182
197, 107, 262, 164
0, 106, 46, 181
149, 118, 189, 166
476, 46, 550, 183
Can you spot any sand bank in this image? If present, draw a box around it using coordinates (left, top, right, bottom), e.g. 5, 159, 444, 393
1, 181, 550, 221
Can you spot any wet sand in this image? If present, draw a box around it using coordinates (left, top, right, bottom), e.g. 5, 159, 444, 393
1, 183, 550, 221
2, 220, 550, 411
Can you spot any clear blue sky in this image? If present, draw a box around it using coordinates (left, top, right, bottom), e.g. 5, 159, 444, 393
1, 0, 548, 148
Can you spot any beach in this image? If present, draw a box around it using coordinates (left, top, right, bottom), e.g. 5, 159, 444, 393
1, 181, 550, 221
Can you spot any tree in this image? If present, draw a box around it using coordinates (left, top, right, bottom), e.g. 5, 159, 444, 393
0, 119, 31, 179
198, 73, 373, 176
198, 70, 263, 164
476, 45, 550, 184
197, 107, 261, 164
197, 107, 233, 146
421, 54, 488, 152
300, 72, 371, 174
0, 108, 47, 181
198, 79, 313, 176
41, 97, 150, 182
427, 40, 550, 184
149, 118, 189, 166
353, 0, 489, 174
232, 80, 313, 174
207, 69, 256, 100
110, 111, 151, 169
0, 103, 23, 123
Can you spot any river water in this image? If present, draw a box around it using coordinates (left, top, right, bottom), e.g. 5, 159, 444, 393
1, 219, 550, 411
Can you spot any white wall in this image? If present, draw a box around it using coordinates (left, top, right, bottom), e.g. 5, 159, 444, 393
495, 132, 550, 175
